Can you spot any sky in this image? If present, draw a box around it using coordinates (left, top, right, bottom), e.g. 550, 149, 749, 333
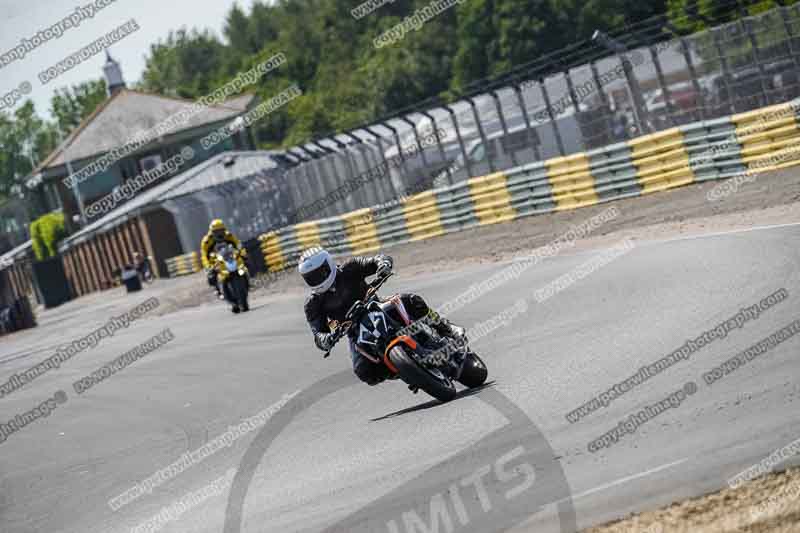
0, 0, 258, 121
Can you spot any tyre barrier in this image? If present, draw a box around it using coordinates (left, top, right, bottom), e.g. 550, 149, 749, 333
166, 98, 800, 280
164, 241, 266, 279
165, 251, 203, 278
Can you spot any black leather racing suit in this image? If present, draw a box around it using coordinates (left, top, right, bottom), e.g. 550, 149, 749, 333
303, 254, 431, 385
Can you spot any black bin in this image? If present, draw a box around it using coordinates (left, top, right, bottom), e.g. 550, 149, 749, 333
121, 268, 142, 293
31, 255, 72, 308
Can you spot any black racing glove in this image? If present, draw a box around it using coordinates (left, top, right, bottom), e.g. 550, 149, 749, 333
315, 332, 336, 351
376, 258, 392, 278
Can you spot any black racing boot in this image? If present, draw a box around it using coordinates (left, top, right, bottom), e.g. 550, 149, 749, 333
421, 310, 468, 367
426, 310, 467, 344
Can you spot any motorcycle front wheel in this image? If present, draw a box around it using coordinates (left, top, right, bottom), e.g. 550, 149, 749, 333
387, 345, 456, 403
457, 351, 488, 388
230, 274, 249, 311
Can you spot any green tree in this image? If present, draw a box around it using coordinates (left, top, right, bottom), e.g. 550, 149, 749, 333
138, 28, 226, 99
224, 4, 252, 56
248, 1, 280, 45
134, 0, 792, 148
50, 79, 107, 134
491, 0, 555, 75
0, 99, 71, 201
557, 0, 666, 39
451, 0, 496, 91
0, 113, 24, 197
0, 105, 37, 197
665, 0, 800, 68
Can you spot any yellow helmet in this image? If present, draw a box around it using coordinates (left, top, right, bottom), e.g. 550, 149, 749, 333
210, 219, 227, 242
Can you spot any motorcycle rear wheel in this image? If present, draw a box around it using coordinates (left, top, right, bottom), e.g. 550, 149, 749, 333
387, 345, 456, 403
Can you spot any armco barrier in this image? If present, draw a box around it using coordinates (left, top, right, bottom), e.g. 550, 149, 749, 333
164, 99, 800, 279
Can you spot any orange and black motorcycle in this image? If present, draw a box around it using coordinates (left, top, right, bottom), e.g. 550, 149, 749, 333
323, 273, 488, 402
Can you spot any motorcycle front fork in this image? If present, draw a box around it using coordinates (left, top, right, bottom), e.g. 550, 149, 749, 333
450, 347, 469, 380
419, 341, 468, 379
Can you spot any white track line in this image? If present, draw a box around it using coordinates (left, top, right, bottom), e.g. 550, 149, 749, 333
554, 458, 689, 505
507, 221, 800, 267
643, 220, 800, 246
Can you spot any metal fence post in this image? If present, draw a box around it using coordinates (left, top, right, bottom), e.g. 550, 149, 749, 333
384, 122, 411, 191
445, 105, 472, 183
564, 70, 582, 114
297, 146, 324, 213
249, 171, 271, 234
590, 62, 611, 109
354, 130, 384, 203
302, 145, 325, 217
621, 56, 650, 134
710, 27, 737, 115
465, 96, 495, 173
649, 44, 678, 127
420, 110, 450, 185
400, 116, 429, 174
335, 138, 363, 211
343, 132, 373, 207
311, 141, 342, 217
592, 31, 651, 134
781, 6, 800, 77
364, 126, 399, 200
744, 17, 773, 107
287, 148, 313, 207
677, 35, 708, 120
540, 82, 567, 156
512, 81, 542, 162
490, 90, 517, 167
588, 62, 616, 145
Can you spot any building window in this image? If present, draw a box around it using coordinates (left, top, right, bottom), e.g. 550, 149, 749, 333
47, 183, 62, 210
139, 154, 163, 172
120, 158, 136, 180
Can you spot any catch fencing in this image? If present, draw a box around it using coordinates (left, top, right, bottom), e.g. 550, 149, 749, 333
250, 97, 800, 277
263, 4, 800, 223
160, 5, 800, 276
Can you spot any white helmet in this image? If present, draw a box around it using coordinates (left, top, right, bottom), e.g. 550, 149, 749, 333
298, 247, 337, 293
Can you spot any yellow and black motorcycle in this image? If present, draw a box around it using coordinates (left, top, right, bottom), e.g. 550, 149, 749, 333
212, 244, 250, 313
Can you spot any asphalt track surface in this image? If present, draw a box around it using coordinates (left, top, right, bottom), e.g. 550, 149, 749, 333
1, 222, 799, 533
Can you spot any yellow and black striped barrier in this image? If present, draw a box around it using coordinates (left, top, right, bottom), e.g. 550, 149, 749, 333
165, 252, 203, 278
245, 98, 800, 280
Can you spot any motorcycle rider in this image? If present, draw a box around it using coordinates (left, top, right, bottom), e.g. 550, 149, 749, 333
299, 247, 465, 385
132, 251, 152, 281
201, 219, 246, 299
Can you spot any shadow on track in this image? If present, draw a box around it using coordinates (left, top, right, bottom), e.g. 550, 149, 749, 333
370, 381, 497, 422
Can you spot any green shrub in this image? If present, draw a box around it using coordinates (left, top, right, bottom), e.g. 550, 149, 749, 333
30, 218, 45, 260
30, 211, 66, 260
